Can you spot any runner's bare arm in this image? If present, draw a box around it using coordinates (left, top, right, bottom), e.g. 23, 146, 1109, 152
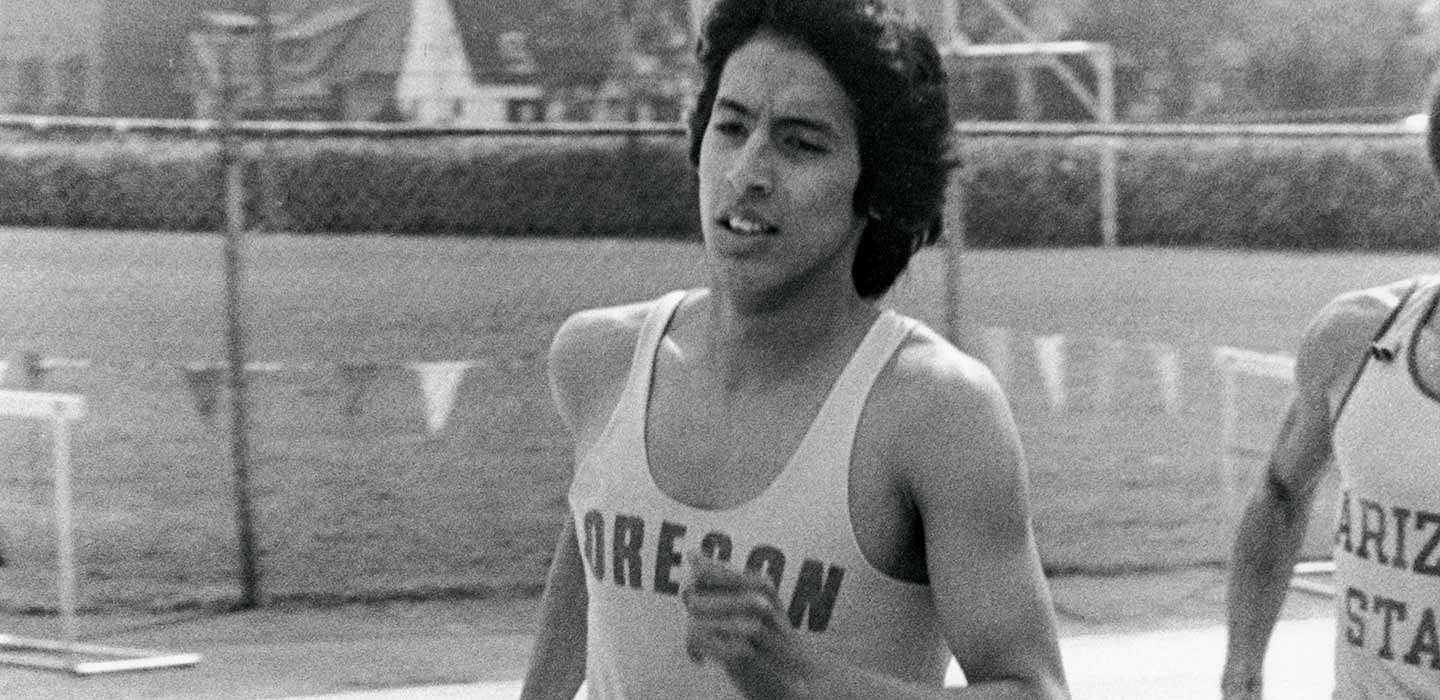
519, 522, 588, 700
1221, 284, 1404, 699
905, 347, 1069, 699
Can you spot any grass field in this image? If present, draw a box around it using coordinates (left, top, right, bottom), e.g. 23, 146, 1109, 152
1, 227, 1436, 614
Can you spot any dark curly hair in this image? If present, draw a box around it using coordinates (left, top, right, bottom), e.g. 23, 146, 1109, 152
687, 0, 958, 299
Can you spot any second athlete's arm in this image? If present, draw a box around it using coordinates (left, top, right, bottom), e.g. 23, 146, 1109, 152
1221, 287, 1400, 698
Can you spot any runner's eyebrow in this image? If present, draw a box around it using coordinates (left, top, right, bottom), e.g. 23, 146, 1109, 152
714, 97, 752, 118
714, 97, 840, 137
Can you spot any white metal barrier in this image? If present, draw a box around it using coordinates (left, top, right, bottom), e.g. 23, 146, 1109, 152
1212, 347, 1334, 597
0, 389, 202, 675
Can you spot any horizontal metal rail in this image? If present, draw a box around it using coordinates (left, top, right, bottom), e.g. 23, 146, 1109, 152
0, 114, 1426, 140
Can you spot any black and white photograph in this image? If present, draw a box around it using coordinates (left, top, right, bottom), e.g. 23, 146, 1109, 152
2, 1, 1439, 698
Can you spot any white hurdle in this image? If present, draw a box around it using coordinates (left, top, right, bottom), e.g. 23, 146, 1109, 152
1212, 348, 1335, 598
1213, 346, 1295, 505
0, 389, 202, 675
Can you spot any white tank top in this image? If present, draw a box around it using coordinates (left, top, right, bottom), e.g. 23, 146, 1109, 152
568, 290, 950, 699
1331, 275, 1440, 698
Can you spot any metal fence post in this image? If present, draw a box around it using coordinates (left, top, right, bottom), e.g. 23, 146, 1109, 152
207, 11, 262, 610
222, 133, 259, 609
253, 0, 276, 233
1095, 44, 1119, 247
943, 158, 967, 346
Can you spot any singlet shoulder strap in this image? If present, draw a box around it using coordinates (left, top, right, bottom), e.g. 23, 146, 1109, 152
803, 310, 915, 448
1368, 276, 1438, 360
845, 311, 916, 397
618, 290, 689, 409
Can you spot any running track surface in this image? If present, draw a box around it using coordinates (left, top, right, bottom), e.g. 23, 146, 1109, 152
276, 617, 1335, 700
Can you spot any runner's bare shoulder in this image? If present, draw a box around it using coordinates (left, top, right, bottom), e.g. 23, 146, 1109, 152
547, 298, 661, 436
1295, 279, 1414, 403
874, 320, 1018, 485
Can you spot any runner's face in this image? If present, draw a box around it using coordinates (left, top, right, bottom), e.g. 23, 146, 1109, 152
697, 30, 865, 296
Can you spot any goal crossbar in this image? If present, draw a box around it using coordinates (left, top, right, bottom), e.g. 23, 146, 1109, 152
0, 389, 202, 675
942, 39, 1110, 59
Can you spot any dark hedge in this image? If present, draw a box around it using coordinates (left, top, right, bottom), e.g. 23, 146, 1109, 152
1, 130, 1437, 250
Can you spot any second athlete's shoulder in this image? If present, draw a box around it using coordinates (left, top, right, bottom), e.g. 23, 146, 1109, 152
1294, 278, 1420, 393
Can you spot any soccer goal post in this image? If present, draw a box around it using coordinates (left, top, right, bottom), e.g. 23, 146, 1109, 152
0, 389, 201, 675
1212, 347, 1335, 598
